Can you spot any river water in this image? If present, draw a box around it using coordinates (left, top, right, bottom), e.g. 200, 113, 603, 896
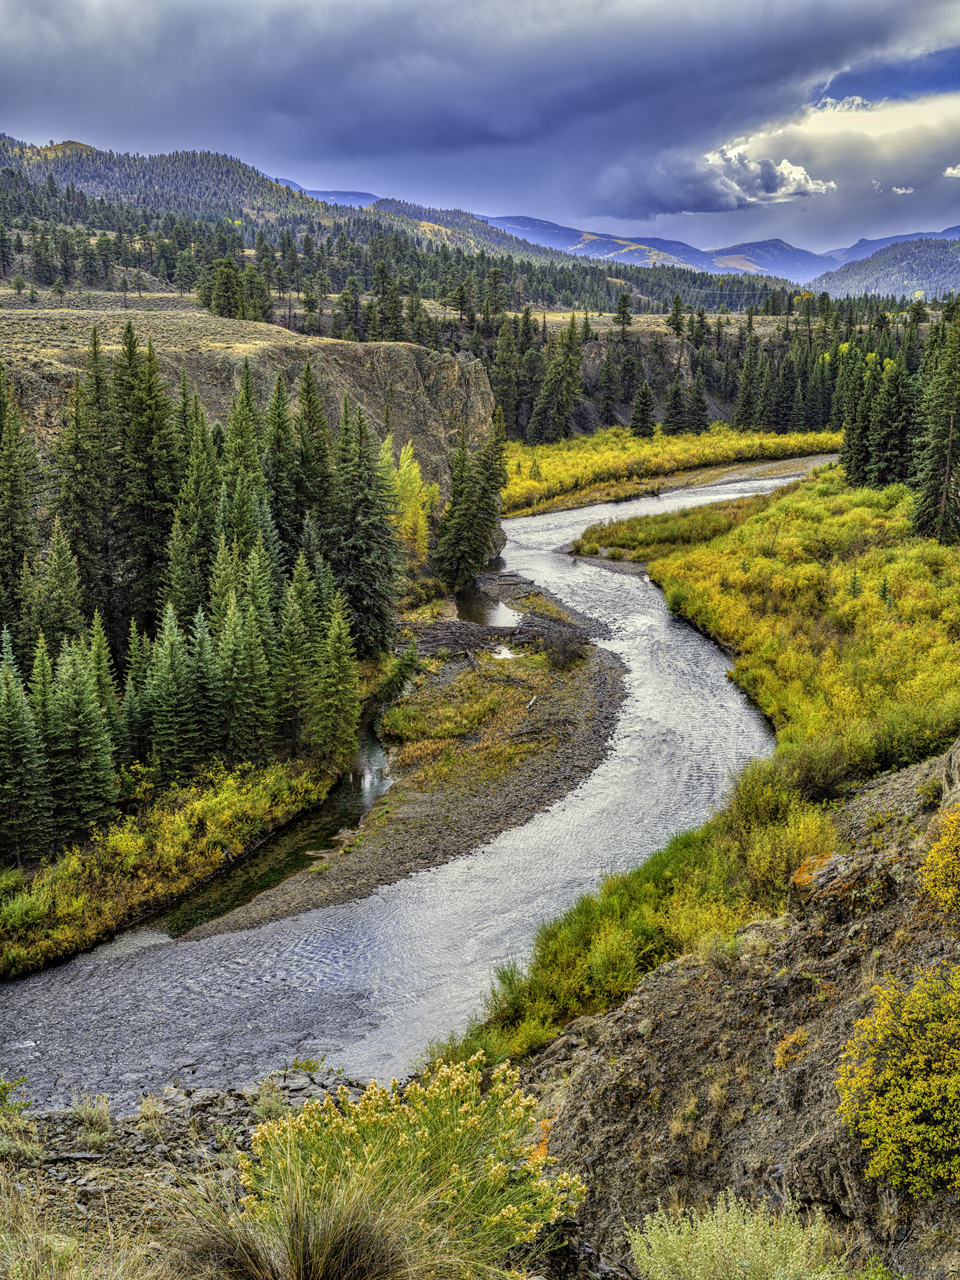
1, 478, 783, 1112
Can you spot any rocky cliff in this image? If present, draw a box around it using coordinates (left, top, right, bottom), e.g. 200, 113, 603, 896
523, 745, 960, 1280
0, 310, 495, 497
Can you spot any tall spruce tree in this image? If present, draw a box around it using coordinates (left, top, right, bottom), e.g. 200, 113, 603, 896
913, 321, 960, 543
262, 370, 300, 570
186, 608, 222, 765
630, 381, 655, 438
305, 591, 360, 773
327, 406, 401, 658
662, 371, 687, 435
115, 335, 181, 635
491, 318, 519, 431
0, 662, 52, 863
53, 371, 110, 627
49, 642, 117, 841
526, 315, 580, 443
433, 410, 508, 591
0, 358, 39, 635
165, 399, 220, 622
146, 603, 191, 784
868, 349, 917, 487
19, 518, 85, 663
295, 361, 335, 542
687, 370, 710, 433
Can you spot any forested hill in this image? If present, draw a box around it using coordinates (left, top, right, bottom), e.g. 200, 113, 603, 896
0, 132, 798, 307
0, 133, 348, 224
807, 237, 960, 299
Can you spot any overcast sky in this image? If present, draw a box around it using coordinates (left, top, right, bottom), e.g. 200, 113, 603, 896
4, 0, 960, 252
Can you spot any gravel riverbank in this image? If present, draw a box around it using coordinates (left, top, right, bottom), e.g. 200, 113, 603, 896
182, 580, 626, 942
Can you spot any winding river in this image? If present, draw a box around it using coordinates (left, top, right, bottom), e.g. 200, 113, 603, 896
2, 477, 784, 1113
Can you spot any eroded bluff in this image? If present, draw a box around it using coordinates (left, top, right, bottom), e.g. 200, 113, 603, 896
2, 311, 495, 503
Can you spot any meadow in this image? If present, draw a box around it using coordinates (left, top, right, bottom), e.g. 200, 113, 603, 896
433, 467, 960, 1064
501, 426, 842, 516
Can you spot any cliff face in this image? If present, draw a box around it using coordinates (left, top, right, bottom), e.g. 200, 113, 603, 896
523, 745, 960, 1280
0, 311, 495, 498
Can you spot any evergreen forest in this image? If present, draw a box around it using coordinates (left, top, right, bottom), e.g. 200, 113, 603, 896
0, 325, 506, 867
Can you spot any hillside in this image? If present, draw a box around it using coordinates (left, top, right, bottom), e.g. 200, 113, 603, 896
0, 308, 493, 492
824, 222, 960, 265
808, 236, 960, 298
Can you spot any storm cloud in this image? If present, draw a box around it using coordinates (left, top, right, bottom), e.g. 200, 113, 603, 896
3, 0, 960, 249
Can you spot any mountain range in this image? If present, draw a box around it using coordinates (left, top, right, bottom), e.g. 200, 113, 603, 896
479, 214, 960, 285
5, 131, 960, 298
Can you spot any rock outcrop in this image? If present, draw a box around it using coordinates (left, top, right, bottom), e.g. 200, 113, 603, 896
523, 745, 959, 1280
0, 310, 495, 499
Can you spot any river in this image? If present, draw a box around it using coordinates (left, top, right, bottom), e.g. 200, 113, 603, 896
1, 477, 783, 1113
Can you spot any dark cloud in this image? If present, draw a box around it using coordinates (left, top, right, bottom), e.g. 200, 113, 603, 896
2, 0, 960, 249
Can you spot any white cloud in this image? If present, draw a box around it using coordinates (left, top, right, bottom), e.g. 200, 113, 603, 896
893, 186, 914, 194
700, 148, 836, 205
872, 178, 883, 194
945, 164, 960, 178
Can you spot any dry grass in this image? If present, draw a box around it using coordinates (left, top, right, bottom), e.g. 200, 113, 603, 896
0, 1167, 171, 1280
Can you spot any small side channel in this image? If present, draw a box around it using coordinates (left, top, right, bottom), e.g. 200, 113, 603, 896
158, 729, 391, 937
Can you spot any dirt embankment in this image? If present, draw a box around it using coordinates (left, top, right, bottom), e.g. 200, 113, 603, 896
520, 748, 960, 1279
0, 309, 494, 496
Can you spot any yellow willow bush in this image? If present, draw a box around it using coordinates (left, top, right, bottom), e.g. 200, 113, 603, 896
920, 807, 960, 913
649, 471, 960, 768
241, 1054, 584, 1277
0, 760, 330, 977
836, 967, 960, 1197
501, 426, 841, 514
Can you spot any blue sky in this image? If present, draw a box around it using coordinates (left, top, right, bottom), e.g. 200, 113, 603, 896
2, 0, 960, 253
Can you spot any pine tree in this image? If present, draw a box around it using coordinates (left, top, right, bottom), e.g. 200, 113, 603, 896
327, 406, 401, 658
53, 370, 110, 627
614, 292, 633, 343
666, 294, 685, 338
115, 336, 181, 634
295, 361, 335, 541
208, 534, 243, 639
305, 590, 360, 773
599, 348, 618, 425
19, 518, 85, 662
244, 533, 278, 660
262, 370, 300, 569
146, 603, 191, 784
28, 633, 55, 764
119, 619, 152, 764
913, 321, 960, 543
0, 663, 51, 864
630, 381, 656, 438
662, 371, 687, 435
49, 642, 117, 841
277, 579, 314, 752
166, 399, 220, 622
218, 593, 258, 763
0, 358, 39, 634
868, 349, 916, 487
687, 369, 710, 434
433, 410, 508, 590
526, 315, 580, 443
186, 608, 222, 765
732, 338, 759, 429
88, 608, 122, 749
491, 318, 519, 431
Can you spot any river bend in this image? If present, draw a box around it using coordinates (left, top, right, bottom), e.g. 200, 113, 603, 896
1, 478, 782, 1112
